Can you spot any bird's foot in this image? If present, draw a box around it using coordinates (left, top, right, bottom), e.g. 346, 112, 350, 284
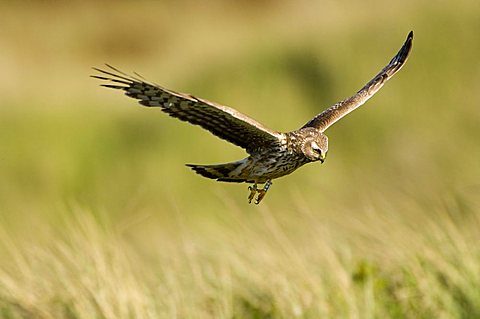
248, 184, 258, 204
248, 180, 272, 205
255, 189, 267, 204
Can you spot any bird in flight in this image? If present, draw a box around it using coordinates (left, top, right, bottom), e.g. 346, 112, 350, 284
93, 31, 413, 204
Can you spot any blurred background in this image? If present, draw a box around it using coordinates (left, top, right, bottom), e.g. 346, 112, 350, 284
0, 1, 479, 318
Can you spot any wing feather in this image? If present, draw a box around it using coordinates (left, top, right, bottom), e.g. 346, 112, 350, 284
303, 31, 413, 132
92, 65, 284, 153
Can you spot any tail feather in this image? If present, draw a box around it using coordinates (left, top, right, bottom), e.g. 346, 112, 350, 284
186, 160, 250, 183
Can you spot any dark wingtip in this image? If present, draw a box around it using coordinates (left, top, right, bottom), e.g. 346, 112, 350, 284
100, 84, 127, 90
90, 74, 108, 80
405, 31, 414, 50
388, 30, 414, 68
402, 30, 414, 55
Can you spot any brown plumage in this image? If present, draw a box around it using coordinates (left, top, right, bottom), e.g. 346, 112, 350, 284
92, 31, 413, 204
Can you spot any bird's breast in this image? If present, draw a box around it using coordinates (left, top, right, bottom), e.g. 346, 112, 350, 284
248, 148, 309, 181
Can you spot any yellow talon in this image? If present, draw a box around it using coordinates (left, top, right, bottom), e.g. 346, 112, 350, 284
248, 180, 272, 204
255, 189, 267, 205
255, 179, 272, 205
248, 184, 257, 204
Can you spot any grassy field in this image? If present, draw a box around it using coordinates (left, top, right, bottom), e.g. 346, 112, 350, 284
1, 1, 480, 318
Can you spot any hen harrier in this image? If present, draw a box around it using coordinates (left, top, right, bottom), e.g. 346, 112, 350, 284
93, 31, 413, 204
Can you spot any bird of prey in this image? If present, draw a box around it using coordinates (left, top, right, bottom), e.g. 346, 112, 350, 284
93, 31, 413, 204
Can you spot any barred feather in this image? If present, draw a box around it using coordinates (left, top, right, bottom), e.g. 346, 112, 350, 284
303, 31, 413, 132
92, 65, 284, 154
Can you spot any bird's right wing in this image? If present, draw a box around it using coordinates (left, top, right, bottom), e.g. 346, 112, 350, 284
92, 65, 285, 154
303, 31, 413, 132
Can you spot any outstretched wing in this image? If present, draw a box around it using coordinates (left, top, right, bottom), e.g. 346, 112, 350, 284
92, 65, 284, 154
303, 31, 413, 132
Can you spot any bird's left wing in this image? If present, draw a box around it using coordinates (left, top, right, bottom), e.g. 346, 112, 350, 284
303, 31, 413, 132
92, 65, 284, 154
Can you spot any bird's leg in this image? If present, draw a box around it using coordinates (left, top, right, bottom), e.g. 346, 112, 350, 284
248, 183, 258, 204
255, 179, 272, 205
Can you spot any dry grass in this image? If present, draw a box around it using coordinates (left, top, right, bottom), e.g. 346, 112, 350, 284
1, 194, 480, 318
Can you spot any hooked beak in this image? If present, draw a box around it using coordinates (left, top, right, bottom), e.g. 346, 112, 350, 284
319, 152, 326, 164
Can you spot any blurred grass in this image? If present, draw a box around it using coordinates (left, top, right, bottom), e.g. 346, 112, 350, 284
0, 0, 480, 318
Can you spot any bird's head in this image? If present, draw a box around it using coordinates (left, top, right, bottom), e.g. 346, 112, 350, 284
302, 133, 328, 163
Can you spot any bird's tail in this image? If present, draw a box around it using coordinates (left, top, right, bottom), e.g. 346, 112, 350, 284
186, 160, 249, 183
